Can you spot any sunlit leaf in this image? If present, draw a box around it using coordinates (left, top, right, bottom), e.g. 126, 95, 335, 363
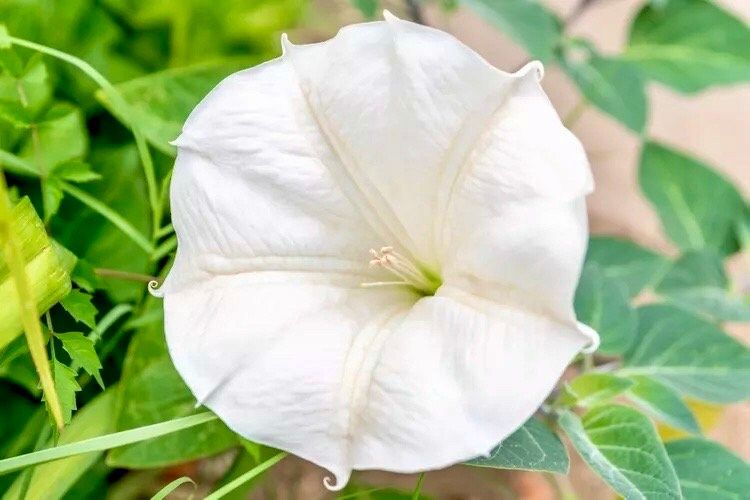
626, 0, 750, 93
558, 373, 633, 408
666, 438, 750, 500
622, 305, 750, 403
51, 358, 80, 425
626, 375, 700, 435
640, 142, 745, 255
59, 289, 97, 329
56, 331, 103, 388
466, 417, 569, 474
559, 405, 681, 499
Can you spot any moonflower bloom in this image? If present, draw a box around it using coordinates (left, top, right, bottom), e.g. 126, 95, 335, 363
155, 11, 599, 489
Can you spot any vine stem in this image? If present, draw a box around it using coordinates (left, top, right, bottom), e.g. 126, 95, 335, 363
0, 169, 64, 431
7, 36, 161, 239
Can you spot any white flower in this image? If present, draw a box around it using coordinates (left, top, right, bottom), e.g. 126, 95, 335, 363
156, 11, 598, 490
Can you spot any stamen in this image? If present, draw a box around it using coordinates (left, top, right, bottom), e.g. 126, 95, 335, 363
362, 246, 440, 295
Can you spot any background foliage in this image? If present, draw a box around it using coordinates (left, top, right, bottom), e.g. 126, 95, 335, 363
0, 0, 748, 498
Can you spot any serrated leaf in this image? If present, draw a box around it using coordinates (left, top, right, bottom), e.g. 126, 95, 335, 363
639, 142, 745, 255
560, 49, 647, 132
59, 289, 97, 329
626, 0, 750, 93
52, 358, 80, 425
56, 332, 103, 389
656, 251, 750, 321
622, 305, 750, 403
559, 405, 681, 499
575, 263, 637, 355
558, 373, 633, 408
626, 376, 700, 435
585, 237, 669, 297
461, 0, 561, 61
666, 438, 750, 500
466, 417, 569, 474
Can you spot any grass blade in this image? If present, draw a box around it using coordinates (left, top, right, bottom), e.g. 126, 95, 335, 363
204, 452, 286, 500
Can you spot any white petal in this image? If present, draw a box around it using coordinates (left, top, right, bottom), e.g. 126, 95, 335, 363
164, 277, 585, 487
280, 15, 543, 267
438, 72, 594, 326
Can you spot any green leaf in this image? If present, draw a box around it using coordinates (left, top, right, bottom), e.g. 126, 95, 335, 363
575, 263, 637, 355
50, 160, 101, 183
622, 304, 750, 403
350, 0, 379, 19
466, 417, 569, 474
52, 358, 80, 425
0, 197, 71, 350
585, 237, 669, 297
59, 289, 97, 329
41, 176, 63, 222
560, 48, 647, 132
639, 142, 745, 255
558, 373, 633, 408
56, 332, 103, 389
151, 476, 196, 500
70, 257, 100, 293
559, 405, 681, 499
54, 145, 150, 303
626, 0, 750, 93
655, 250, 750, 321
626, 376, 700, 434
461, 0, 561, 61
19, 102, 87, 174
665, 438, 750, 500
1, 390, 116, 500
98, 59, 251, 155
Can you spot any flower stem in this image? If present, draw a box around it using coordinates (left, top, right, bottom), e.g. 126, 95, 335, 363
0, 169, 64, 431
412, 472, 425, 500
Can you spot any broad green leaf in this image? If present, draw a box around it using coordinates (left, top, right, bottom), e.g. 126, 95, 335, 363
18, 102, 87, 174
656, 251, 750, 321
665, 438, 750, 500
99, 59, 252, 155
626, 0, 750, 93
52, 358, 80, 425
626, 376, 700, 435
0, 56, 52, 132
461, 0, 560, 61
559, 405, 681, 499
59, 289, 97, 328
558, 373, 633, 408
575, 263, 637, 355
0, 197, 71, 350
53, 145, 149, 302
108, 297, 237, 468
50, 160, 100, 183
0, 381, 36, 457
639, 142, 745, 255
622, 304, 750, 403
466, 417, 569, 474
1, 389, 116, 500
585, 236, 669, 297
560, 48, 647, 132
56, 332, 103, 388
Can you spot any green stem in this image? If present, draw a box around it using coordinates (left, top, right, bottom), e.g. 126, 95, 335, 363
60, 182, 154, 254
0, 169, 64, 431
563, 99, 589, 129
0, 412, 217, 474
412, 472, 425, 500
204, 452, 287, 500
7, 36, 160, 238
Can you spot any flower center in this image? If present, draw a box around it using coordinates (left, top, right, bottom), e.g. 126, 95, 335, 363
363, 246, 441, 296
